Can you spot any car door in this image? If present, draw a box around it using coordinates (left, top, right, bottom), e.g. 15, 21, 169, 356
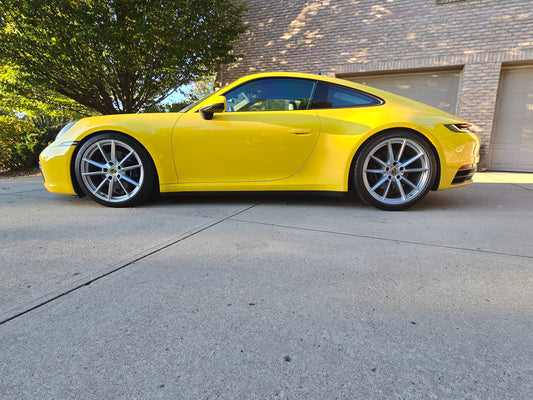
172, 77, 321, 183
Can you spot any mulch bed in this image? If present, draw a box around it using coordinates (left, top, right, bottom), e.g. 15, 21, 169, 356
0, 167, 42, 178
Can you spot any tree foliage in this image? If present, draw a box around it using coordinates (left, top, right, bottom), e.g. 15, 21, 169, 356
141, 75, 216, 113
0, 0, 247, 114
0, 66, 90, 169
181, 74, 217, 103
0, 65, 94, 117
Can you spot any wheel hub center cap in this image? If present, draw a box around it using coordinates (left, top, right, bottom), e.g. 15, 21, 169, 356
388, 164, 402, 176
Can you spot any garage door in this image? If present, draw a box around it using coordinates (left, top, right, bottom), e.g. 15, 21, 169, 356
489, 66, 533, 172
345, 70, 461, 114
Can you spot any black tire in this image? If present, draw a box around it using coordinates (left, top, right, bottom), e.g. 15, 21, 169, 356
354, 130, 437, 211
74, 133, 156, 207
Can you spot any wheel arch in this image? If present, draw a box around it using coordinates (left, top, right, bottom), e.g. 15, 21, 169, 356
348, 127, 441, 193
70, 130, 160, 196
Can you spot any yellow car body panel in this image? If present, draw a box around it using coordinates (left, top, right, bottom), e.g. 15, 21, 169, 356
41, 113, 180, 190
39, 145, 78, 195
39, 71, 480, 208
172, 110, 320, 183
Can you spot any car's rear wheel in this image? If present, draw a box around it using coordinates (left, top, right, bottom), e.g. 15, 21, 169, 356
354, 131, 437, 211
75, 133, 156, 207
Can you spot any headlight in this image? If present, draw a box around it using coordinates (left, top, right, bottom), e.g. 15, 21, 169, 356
55, 121, 78, 141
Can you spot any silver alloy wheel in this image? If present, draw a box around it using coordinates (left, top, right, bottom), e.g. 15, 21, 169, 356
79, 139, 145, 203
362, 138, 431, 205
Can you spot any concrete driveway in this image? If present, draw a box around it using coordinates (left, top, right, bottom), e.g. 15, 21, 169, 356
1, 172, 532, 399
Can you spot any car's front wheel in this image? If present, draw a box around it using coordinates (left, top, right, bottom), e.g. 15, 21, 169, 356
74, 133, 156, 207
354, 131, 437, 211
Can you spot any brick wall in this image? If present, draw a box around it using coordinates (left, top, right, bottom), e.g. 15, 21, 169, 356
221, 0, 533, 167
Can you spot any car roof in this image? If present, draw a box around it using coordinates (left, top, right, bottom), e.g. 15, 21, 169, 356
230, 71, 361, 89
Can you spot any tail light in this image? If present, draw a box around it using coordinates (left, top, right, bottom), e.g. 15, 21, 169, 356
444, 123, 472, 133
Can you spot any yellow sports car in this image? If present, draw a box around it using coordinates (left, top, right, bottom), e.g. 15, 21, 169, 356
39, 72, 480, 210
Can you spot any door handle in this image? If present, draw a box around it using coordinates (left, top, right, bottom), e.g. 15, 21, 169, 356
287, 129, 313, 135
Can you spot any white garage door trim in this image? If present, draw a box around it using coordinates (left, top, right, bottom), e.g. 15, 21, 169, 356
488, 66, 533, 172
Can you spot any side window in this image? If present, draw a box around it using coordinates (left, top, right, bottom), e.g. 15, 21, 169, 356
224, 78, 315, 112
311, 82, 381, 109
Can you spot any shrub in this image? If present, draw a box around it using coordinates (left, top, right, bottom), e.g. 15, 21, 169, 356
0, 115, 34, 169
0, 115, 60, 169
17, 125, 60, 168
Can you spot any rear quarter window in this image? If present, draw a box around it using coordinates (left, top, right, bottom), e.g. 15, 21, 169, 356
311, 82, 382, 109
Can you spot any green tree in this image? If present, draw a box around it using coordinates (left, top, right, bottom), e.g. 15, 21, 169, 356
0, 0, 247, 115
0, 65, 91, 169
0, 65, 94, 117
181, 74, 217, 102
141, 75, 216, 113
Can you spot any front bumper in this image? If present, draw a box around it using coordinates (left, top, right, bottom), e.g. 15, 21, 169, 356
39, 144, 78, 195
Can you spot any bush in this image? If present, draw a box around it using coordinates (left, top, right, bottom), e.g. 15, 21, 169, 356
0, 115, 60, 169
0, 115, 34, 169
17, 125, 60, 168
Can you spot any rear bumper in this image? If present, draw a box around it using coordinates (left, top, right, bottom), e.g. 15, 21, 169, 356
452, 165, 477, 185
434, 125, 480, 190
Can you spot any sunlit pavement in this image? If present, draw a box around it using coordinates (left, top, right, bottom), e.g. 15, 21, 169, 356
474, 170, 533, 185
1, 172, 532, 399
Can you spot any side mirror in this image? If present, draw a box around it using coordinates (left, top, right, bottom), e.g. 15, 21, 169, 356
199, 96, 226, 120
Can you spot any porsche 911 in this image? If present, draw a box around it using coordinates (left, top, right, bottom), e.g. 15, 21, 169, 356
39, 72, 480, 210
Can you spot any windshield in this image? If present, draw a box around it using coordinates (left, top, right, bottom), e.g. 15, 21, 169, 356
178, 97, 206, 113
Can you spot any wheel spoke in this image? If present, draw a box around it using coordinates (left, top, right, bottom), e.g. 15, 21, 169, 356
82, 171, 106, 176
370, 175, 389, 192
110, 140, 116, 163
370, 155, 388, 168
97, 143, 111, 163
395, 179, 406, 201
404, 167, 429, 173
364, 168, 387, 174
83, 158, 106, 169
120, 164, 142, 172
396, 139, 406, 162
402, 176, 419, 191
117, 150, 134, 167
107, 178, 114, 200
117, 179, 131, 198
400, 152, 423, 168
94, 177, 107, 194
382, 179, 392, 200
119, 174, 141, 188
387, 140, 394, 163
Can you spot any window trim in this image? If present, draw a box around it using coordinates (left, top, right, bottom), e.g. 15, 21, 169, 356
219, 77, 385, 113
